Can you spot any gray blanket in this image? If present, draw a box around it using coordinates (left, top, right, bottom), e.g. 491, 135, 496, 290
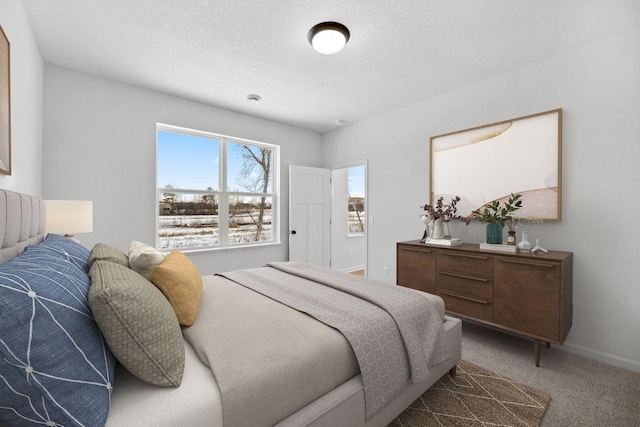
221, 262, 448, 419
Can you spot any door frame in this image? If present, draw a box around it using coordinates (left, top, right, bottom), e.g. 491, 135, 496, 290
330, 159, 368, 276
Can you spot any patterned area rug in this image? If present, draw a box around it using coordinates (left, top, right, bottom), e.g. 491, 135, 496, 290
389, 360, 550, 427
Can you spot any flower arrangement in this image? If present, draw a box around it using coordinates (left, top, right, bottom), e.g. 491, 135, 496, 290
503, 215, 544, 234
522, 216, 544, 230
421, 196, 469, 223
471, 193, 523, 227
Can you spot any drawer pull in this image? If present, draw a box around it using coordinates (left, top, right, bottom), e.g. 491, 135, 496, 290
438, 289, 490, 305
498, 259, 555, 268
439, 271, 489, 282
443, 253, 490, 260
401, 247, 433, 254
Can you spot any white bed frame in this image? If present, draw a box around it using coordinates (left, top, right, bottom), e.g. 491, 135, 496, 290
0, 188, 462, 427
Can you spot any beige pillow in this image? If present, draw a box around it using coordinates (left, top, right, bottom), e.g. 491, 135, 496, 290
88, 260, 185, 387
89, 242, 129, 269
128, 240, 166, 280
150, 250, 203, 326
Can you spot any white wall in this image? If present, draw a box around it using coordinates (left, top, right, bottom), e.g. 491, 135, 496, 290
322, 29, 640, 372
0, 0, 43, 195
42, 65, 323, 274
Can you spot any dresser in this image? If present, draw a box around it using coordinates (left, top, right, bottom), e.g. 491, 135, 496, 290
397, 240, 573, 366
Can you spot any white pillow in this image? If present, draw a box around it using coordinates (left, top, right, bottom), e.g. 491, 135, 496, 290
128, 240, 166, 280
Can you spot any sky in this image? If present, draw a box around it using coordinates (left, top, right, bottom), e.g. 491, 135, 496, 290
348, 165, 365, 198
158, 129, 364, 197
157, 130, 270, 193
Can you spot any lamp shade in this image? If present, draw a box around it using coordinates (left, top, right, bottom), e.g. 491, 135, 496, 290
45, 200, 93, 236
308, 22, 350, 55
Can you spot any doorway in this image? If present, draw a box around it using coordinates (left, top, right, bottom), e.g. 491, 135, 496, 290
330, 162, 367, 276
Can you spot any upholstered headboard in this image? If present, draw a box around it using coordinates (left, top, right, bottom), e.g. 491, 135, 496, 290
0, 189, 46, 264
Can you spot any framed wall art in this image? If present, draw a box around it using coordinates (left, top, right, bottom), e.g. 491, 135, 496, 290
430, 109, 562, 221
0, 25, 10, 175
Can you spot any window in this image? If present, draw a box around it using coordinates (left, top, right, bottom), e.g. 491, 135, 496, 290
347, 165, 365, 235
157, 124, 278, 250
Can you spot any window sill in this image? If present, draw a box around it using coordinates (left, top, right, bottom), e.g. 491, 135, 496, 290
162, 241, 282, 255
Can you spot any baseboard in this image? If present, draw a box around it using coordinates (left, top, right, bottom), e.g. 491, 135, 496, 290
461, 318, 640, 373
560, 342, 640, 373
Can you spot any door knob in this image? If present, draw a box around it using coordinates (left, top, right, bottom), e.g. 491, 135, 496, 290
291, 230, 297, 235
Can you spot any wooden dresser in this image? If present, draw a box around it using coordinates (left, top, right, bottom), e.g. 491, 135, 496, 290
397, 240, 573, 366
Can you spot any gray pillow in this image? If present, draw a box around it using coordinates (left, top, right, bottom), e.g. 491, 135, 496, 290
89, 243, 129, 269
88, 260, 185, 387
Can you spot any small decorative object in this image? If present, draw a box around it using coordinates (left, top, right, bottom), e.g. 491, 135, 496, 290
420, 215, 431, 242
443, 216, 452, 239
420, 196, 469, 242
530, 239, 548, 254
505, 215, 518, 245
424, 237, 463, 247
471, 193, 523, 245
479, 242, 518, 253
432, 217, 445, 239
517, 216, 542, 251
518, 230, 531, 251
485, 222, 503, 244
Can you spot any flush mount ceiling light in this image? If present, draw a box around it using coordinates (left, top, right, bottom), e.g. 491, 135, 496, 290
246, 94, 261, 103
308, 22, 350, 55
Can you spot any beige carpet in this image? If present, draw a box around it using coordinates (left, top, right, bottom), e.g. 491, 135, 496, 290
389, 360, 550, 427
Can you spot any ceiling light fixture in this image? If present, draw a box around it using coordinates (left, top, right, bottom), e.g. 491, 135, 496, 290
246, 94, 261, 103
308, 22, 350, 55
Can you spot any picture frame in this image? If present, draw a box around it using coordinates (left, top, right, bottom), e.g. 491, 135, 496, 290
0, 25, 11, 175
430, 109, 562, 221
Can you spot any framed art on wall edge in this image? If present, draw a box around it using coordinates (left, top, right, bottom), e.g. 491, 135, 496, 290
0, 25, 11, 175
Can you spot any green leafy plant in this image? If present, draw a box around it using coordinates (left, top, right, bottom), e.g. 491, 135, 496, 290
471, 193, 523, 227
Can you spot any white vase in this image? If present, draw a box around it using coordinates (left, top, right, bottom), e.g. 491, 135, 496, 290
432, 218, 445, 239
518, 230, 531, 251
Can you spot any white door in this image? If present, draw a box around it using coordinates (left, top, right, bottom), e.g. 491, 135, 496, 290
289, 165, 330, 266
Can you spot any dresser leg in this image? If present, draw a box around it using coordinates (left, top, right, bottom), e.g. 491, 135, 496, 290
449, 365, 457, 377
534, 339, 540, 367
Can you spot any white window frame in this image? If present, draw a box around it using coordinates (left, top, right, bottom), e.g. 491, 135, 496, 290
156, 123, 280, 251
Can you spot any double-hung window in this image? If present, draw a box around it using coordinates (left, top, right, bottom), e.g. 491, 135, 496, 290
156, 124, 279, 250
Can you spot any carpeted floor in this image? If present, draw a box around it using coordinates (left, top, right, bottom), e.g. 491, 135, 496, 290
460, 321, 639, 427
390, 360, 550, 427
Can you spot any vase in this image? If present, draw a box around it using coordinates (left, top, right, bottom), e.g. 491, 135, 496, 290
518, 230, 531, 251
444, 219, 451, 240
486, 223, 503, 244
507, 230, 516, 245
432, 218, 445, 239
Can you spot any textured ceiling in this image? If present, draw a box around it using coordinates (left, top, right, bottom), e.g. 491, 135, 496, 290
20, 0, 639, 133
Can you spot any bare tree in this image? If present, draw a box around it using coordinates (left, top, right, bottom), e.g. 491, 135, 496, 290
233, 145, 272, 241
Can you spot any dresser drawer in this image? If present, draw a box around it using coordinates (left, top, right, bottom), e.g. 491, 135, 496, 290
436, 270, 492, 301
397, 244, 436, 294
438, 290, 493, 322
437, 251, 493, 277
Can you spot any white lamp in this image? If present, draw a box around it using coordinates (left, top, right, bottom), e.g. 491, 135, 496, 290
308, 22, 350, 55
45, 200, 93, 242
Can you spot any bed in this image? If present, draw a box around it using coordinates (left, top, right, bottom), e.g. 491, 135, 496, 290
0, 188, 461, 427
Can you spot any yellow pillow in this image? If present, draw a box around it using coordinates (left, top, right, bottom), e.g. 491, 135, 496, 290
150, 250, 203, 326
